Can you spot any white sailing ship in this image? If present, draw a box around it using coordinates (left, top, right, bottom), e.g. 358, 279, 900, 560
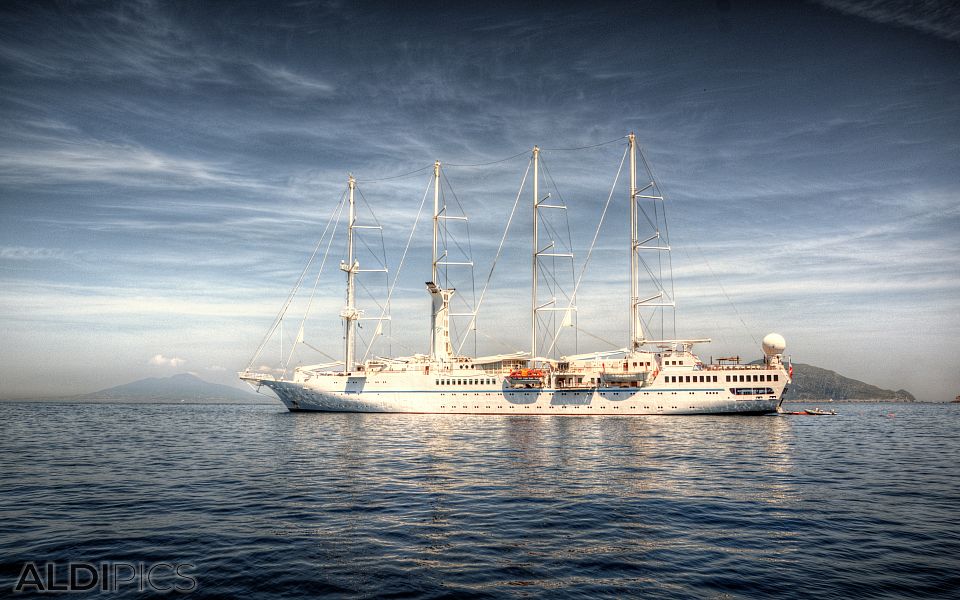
241, 134, 791, 414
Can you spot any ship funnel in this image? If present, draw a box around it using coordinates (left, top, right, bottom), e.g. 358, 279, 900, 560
762, 333, 786, 356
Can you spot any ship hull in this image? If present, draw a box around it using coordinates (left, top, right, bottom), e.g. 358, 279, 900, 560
259, 380, 782, 415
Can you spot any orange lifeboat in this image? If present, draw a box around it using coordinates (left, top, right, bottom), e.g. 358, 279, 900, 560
506, 368, 545, 386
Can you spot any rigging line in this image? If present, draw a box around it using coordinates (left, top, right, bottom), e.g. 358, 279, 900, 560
354, 186, 384, 228
355, 163, 433, 184
542, 135, 628, 151
455, 158, 532, 355
301, 341, 340, 364
353, 186, 390, 271
690, 243, 759, 347
439, 185, 478, 352
538, 155, 577, 317
355, 230, 389, 271
473, 327, 516, 353
573, 326, 620, 350
539, 155, 578, 310
438, 169, 476, 276
361, 175, 433, 363
370, 333, 419, 357
637, 142, 677, 337
246, 188, 347, 371
285, 192, 348, 368
445, 150, 529, 168
544, 144, 629, 356
538, 156, 569, 217
356, 276, 386, 313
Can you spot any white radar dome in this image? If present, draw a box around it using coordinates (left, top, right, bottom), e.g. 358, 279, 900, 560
762, 333, 786, 356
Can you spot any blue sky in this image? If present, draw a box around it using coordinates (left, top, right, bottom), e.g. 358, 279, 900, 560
1, 1, 957, 401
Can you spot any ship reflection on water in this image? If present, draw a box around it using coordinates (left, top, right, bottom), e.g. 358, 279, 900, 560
277, 411, 801, 593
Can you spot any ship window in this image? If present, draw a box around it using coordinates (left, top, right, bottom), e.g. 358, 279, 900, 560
774, 374, 780, 381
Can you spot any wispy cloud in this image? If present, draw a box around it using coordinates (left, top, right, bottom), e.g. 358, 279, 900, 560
813, 0, 960, 42
0, 247, 68, 261
0, 122, 276, 191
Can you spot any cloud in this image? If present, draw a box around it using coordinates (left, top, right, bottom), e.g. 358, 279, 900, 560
0, 247, 67, 261
0, 124, 276, 192
148, 354, 185, 367
812, 0, 960, 42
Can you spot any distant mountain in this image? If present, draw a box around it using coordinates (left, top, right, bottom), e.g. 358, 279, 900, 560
76, 373, 264, 403
780, 363, 915, 402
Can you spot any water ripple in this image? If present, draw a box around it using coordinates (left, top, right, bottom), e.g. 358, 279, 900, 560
1, 402, 958, 598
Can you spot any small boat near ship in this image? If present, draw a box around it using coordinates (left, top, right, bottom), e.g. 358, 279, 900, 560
781, 407, 837, 416
241, 134, 793, 415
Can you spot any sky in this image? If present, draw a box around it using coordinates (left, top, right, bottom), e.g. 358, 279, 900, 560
0, 0, 958, 401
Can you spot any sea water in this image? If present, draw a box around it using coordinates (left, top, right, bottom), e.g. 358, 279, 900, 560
1, 401, 958, 598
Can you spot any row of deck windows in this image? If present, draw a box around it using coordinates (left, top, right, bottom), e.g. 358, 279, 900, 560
725, 374, 779, 382
666, 375, 718, 383
435, 378, 497, 386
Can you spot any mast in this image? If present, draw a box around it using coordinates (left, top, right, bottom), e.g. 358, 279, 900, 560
427, 160, 454, 361
432, 160, 440, 283
340, 174, 359, 371
531, 145, 539, 359
629, 132, 643, 350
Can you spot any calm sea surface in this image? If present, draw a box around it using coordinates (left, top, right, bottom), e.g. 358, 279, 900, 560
1, 401, 958, 598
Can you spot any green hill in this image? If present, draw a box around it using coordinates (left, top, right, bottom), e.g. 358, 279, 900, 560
782, 363, 914, 402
